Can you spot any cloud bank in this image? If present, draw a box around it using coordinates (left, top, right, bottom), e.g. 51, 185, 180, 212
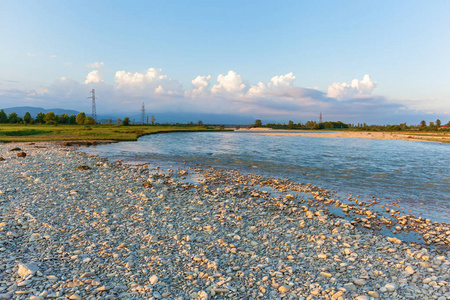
0, 69, 446, 124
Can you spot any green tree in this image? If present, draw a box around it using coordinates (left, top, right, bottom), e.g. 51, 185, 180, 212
76, 112, 86, 125
35, 112, 45, 124
288, 120, 294, 129
0, 109, 7, 123
197, 120, 203, 126
122, 117, 130, 126
254, 119, 262, 127
8, 112, 20, 123
420, 120, 427, 127
23, 112, 33, 124
150, 115, 155, 125
84, 116, 95, 125
45, 112, 57, 125
68, 114, 77, 124
59, 113, 69, 124
117, 118, 121, 125
436, 119, 441, 127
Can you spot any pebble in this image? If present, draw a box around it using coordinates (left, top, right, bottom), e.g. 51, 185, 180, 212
384, 283, 396, 292
354, 279, 366, 286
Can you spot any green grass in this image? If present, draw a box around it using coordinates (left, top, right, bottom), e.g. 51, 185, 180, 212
0, 129, 52, 136
0, 124, 223, 142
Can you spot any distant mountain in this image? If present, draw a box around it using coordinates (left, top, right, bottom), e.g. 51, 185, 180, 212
2, 106, 79, 117
1, 106, 255, 125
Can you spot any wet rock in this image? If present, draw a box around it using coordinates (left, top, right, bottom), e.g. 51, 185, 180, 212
76, 165, 91, 170
17, 152, 27, 157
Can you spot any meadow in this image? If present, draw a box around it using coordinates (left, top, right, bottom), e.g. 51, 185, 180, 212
0, 124, 219, 142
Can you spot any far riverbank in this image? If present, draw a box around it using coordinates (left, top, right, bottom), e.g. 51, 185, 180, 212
246, 129, 450, 143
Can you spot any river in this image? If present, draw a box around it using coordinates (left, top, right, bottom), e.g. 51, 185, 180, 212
82, 130, 450, 224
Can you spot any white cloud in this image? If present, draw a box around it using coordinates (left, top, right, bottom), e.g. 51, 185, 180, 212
50, 54, 57, 58
247, 72, 296, 98
27, 52, 35, 57
211, 70, 246, 96
270, 72, 296, 87
247, 82, 267, 97
327, 74, 377, 101
186, 75, 211, 97
86, 62, 104, 68
114, 68, 183, 96
85, 70, 103, 84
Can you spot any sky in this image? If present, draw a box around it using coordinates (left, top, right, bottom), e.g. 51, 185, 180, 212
0, 0, 449, 124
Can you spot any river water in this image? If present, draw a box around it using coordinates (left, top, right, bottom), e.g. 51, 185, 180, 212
83, 131, 450, 224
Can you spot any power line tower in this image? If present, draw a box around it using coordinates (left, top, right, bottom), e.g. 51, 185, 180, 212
88, 89, 97, 123
319, 112, 323, 123
140, 102, 145, 124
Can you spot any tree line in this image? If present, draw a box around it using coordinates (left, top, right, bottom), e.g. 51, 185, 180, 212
254, 118, 450, 131
0, 109, 206, 127
256, 119, 349, 130
0, 110, 95, 125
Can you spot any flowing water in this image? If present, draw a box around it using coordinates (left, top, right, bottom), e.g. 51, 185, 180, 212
83, 131, 450, 223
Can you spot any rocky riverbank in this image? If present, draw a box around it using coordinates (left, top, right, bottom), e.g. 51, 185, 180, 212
0, 143, 448, 299
250, 131, 450, 143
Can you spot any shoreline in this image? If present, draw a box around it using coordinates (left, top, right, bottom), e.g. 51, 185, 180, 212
249, 130, 450, 143
0, 142, 448, 299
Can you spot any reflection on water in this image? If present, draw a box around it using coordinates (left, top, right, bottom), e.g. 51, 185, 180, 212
83, 131, 450, 223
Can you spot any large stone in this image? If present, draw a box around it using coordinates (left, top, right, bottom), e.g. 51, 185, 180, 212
354, 279, 366, 286
18, 262, 39, 279
344, 283, 356, 291
384, 283, 396, 292
17, 152, 27, 158
149, 275, 158, 285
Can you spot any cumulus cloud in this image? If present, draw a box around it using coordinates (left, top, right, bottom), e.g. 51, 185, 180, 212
247, 72, 296, 98
270, 72, 296, 87
247, 82, 267, 97
85, 70, 103, 84
327, 74, 377, 101
211, 70, 246, 96
86, 62, 104, 68
115, 68, 183, 96
186, 75, 211, 97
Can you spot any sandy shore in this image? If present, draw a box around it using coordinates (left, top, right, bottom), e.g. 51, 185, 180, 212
249, 131, 450, 143
0, 143, 449, 299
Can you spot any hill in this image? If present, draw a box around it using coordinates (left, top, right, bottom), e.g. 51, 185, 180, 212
1, 106, 79, 117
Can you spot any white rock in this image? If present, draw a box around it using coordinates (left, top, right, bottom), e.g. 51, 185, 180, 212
18, 262, 39, 279
384, 283, 396, 292
149, 275, 158, 285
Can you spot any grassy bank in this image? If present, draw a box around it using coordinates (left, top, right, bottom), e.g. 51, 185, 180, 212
0, 124, 222, 142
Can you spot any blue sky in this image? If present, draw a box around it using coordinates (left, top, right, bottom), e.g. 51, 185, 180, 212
0, 0, 449, 124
